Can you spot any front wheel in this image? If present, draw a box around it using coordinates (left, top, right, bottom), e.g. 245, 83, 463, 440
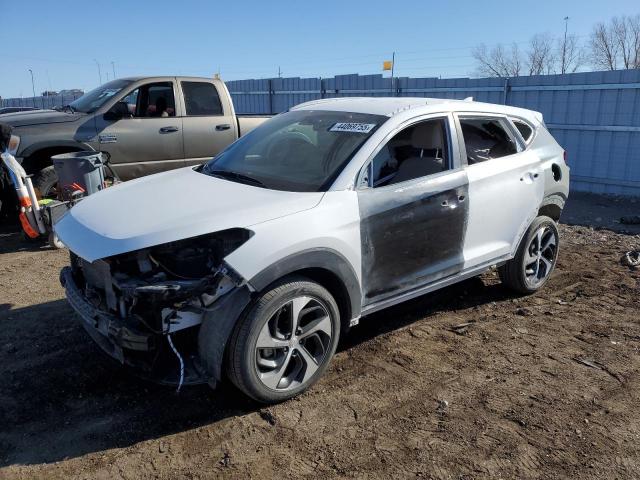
226, 277, 340, 403
32, 165, 58, 200
499, 215, 559, 294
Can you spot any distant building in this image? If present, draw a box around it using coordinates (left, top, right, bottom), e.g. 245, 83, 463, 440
41, 90, 58, 97
59, 89, 84, 96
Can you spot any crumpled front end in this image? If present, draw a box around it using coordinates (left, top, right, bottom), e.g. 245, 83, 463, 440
60, 228, 253, 386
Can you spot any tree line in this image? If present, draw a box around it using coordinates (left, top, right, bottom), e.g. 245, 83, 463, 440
472, 14, 640, 77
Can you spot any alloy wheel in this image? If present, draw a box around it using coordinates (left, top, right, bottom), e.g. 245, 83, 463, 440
254, 295, 333, 391
523, 225, 557, 288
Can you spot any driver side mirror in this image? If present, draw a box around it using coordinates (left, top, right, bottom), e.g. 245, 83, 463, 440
103, 101, 131, 121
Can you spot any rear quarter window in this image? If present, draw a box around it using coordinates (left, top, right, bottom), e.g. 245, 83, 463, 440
512, 120, 534, 143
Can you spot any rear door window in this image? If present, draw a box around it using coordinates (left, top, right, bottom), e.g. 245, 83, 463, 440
182, 81, 223, 116
459, 117, 519, 165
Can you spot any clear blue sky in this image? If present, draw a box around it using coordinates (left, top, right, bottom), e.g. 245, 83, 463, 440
0, 0, 638, 98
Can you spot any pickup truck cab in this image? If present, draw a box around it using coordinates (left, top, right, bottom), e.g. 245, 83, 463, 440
57, 97, 569, 403
1, 76, 268, 197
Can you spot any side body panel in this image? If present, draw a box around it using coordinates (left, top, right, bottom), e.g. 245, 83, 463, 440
458, 114, 546, 269
357, 170, 469, 304
225, 191, 363, 316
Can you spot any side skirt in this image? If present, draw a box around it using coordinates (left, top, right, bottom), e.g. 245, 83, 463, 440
360, 254, 511, 316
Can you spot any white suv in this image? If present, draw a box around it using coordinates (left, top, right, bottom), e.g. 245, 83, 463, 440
57, 97, 569, 403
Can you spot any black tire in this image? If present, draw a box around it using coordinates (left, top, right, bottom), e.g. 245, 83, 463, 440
499, 215, 559, 294
32, 165, 58, 199
227, 276, 340, 403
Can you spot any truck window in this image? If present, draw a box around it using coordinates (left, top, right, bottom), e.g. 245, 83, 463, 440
121, 82, 176, 118
459, 118, 518, 165
182, 82, 223, 116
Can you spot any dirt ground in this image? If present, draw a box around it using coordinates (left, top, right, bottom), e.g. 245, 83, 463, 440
1, 194, 639, 480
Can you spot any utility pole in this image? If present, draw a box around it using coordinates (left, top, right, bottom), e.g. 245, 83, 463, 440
28, 69, 36, 107
111, 61, 116, 79
93, 59, 102, 84
390, 51, 396, 95
278, 66, 282, 78
561, 16, 569, 74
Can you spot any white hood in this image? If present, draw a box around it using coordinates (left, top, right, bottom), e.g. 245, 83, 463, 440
55, 167, 324, 261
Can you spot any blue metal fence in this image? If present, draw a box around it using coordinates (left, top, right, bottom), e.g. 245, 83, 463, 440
228, 70, 640, 196
1, 92, 84, 110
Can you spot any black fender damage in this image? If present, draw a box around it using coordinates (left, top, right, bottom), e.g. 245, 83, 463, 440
197, 284, 253, 386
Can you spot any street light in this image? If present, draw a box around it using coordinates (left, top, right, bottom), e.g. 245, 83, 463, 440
561, 16, 570, 74
93, 59, 102, 84
111, 61, 116, 79
28, 69, 36, 108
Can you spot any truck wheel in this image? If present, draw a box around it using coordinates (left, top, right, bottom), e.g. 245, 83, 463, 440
227, 276, 340, 403
499, 215, 559, 294
32, 165, 58, 199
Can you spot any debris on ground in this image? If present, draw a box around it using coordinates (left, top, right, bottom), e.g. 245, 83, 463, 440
572, 357, 625, 384
621, 250, 640, 267
258, 409, 277, 426
436, 399, 449, 413
219, 451, 231, 467
449, 321, 475, 335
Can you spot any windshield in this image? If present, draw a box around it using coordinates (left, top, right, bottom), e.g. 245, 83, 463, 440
201, 110, 386, 192
69, 79, 133, 113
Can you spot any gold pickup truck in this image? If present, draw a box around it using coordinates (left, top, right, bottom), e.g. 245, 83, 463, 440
1, 76, 270, 197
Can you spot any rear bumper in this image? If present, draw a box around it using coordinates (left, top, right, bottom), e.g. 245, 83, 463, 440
60, 266, 154, 363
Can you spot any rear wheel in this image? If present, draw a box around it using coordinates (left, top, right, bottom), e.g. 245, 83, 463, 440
227, 277, 340, 403
499, 215, 559, 294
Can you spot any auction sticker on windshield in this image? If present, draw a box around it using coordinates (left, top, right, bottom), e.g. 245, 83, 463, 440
329, 123, 377, 133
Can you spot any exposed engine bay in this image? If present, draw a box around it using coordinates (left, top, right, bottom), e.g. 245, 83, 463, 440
62, 228, 253, 386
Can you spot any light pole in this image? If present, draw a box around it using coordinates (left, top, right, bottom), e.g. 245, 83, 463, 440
561, 16, 569, 74
28, 69, 36, 108
111, 61, 116, 79
93, 59, 102, 84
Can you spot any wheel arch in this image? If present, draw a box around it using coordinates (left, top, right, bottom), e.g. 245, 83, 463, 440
21, 142, 93, 174
247, 248, 362, 330
538, 194, 566, 222
198, 250, 362, 386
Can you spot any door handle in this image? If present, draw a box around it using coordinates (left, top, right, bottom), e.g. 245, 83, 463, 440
520, 171, 539, 182
216, 124, 231, 131
159, 126, 179, 133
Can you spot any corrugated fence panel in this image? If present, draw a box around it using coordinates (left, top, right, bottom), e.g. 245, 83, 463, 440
228, 69, 640, 195
4, 71, 639, 194
1, 92, 83, 110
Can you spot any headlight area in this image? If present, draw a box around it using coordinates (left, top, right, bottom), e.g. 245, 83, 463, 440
63, 228, 252, 386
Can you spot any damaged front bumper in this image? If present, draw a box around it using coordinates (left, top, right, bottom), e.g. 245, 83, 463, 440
60, 266, 153, 364
59, 230, 254, 387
